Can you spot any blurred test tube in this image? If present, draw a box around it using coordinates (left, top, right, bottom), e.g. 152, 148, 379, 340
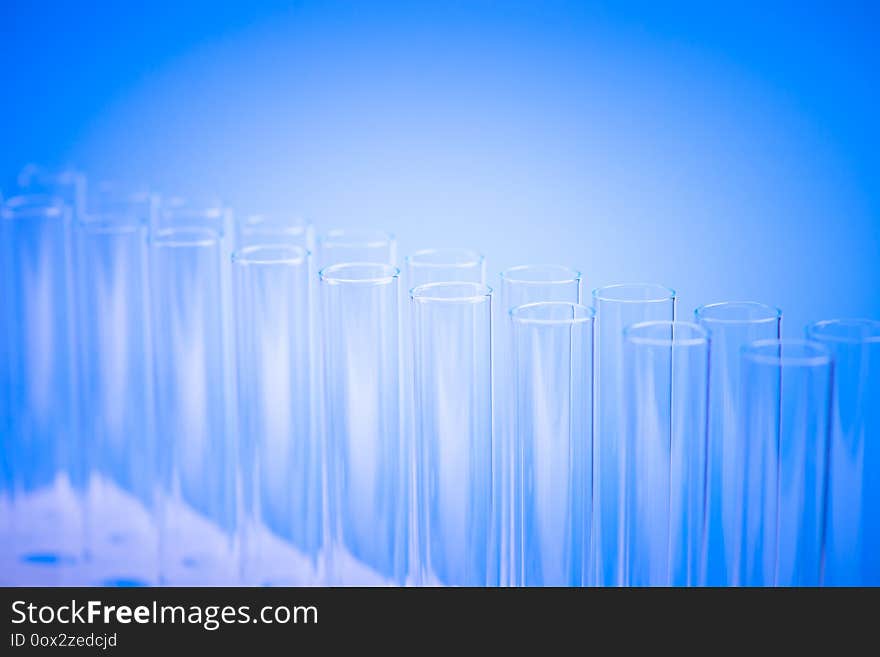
739, 340, 832, 586
235, 245, 323, 585
0, 195, 84, 585
806, 319, 880, 586
150, 227, 238, 585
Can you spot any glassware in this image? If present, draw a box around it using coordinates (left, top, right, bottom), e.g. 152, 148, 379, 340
316, 229, 396, 271
150, 227, 238, 585
17, 165, 87, 221
623, 321, 709, 586
412, 282, 493, 586
76, 212, 158, 586
402, 248, 486, 583
0, 195, 84, 585
497, 265, 581, 586
695, 301, 781, 585
511, 302, 594, 586
806, 319, 880, 585
404, 248, 486, 289
234, 245, 322, 585
740, 340, 832, 586
592, 284, 675, 586
320, 263, 406, 584
237, 214, 314, 251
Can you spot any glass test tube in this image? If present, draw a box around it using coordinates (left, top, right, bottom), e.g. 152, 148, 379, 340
412, 282, 494, 586
234, 245, 322, 585
695, 302, 781, 585
316, 229, 396, 270
497, 265, 581, 586
320, 263, 405, 585
511, 302, 594, 587
740, 340, 832, 586
592, 284, 675, 586
402, 248, 486, 584
76, 213, 158, 586
0, 195, 84, 585
622, 321, 709, 586
150, 227, 238, 585
806, 319, 880, 586
17, 165, 87, 221
237, 214, 314, 251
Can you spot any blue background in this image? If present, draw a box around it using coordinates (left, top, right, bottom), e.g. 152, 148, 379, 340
2, 0, 878, 332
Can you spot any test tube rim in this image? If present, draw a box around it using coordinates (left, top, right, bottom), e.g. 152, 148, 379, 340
592, 283, 676, 304
232, 244, 309, 266
317, 228, 396, 250
319, 261, 399, 286
1, 194, 66, 220
151, 226, 221, 248
742, 338, 833, 368
405, 248, 485, 270
805, 318, 880, 345
695, 301, 782, 326
500, 264, 581, 286
411, 281, 492, 304
510, 301, 595, 326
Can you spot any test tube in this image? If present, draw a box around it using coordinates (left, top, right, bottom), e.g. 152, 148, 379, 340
511, 302, 594, 586
17, 165, 87, 221
76, 212, 158, 586
404, 248, 486, 289
234, 245, 322, 585
320, 263, 405, 584
622, 321, 709, 586
316, 229, 396, 270
0, 195, 83, 585
402, 248, 486, 583
412, 282, 493, 586
497, 265, 581, 586
150, 227, 238, 585
592, 284, 675, 586
237, 214, 314, 251
806, 319, 880, 586
695, 302, 781, 585
740, 340, 832, 586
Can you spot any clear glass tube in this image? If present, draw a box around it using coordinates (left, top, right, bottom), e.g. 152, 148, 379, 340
17, 165, 87, 221
0, 195, 84, 585
234, 245, 322, 585
320, 263, 405, 584
237, 214, 314, 251
150, 227, 238, 585
592, 283, 676, 586
87, 181, 158, 228
511, 302, 594, 586
156, 196, 234, 248
695, 301, 781, 585
316, 229, 396, 271
497, 265, 581, 586
401, 248, 486, 584
806, 319, 880, 585
404, 248, 486, 288
740, 340, 832, 586
412, 282, 493, 586
76, 213, 158, 586
622, 321, 709, 586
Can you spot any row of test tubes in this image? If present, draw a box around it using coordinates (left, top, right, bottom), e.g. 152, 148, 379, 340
1, 167, 877, 586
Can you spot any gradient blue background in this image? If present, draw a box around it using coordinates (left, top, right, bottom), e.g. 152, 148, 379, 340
2, 0, 878, 332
